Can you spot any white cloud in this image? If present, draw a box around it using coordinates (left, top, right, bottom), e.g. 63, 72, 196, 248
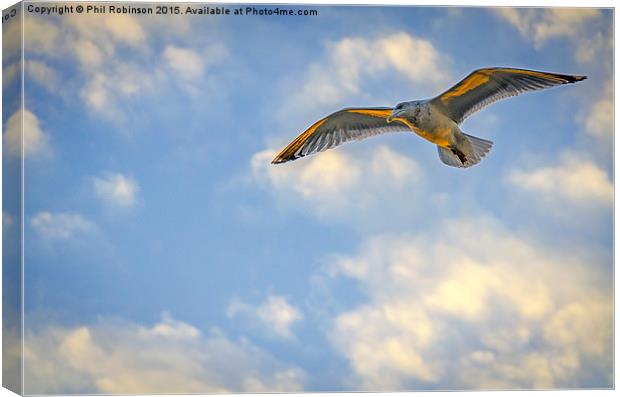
579, 81, 613, 147
508, 153, 612, 211
3, 211, 15, 233
24, 314, 306, 394
65, 14, 146, 50
30, 212, 95, 240
79, 61, 156, 118
3, 328, 22, 393
282, 32, 451, 119
3, 109, 50, 158
23, 17, 62, 56
377, 33, 448, 86
23, 13, 223, 121
3, 61, 20, 92
327, 217, 612, 389
92, 173, 139, 209
575, 31, 613, 65
164, 45, 205, 78
251, 145, 420, 219
74, 39, 105, 69
228, 295, 303, 339
25, 60, 59, 91
494, 8, 601, 48
584, 99, 613, 140
3, 11, 22, 59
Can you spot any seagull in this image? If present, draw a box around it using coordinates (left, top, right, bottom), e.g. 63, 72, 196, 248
271, 67, 586, 168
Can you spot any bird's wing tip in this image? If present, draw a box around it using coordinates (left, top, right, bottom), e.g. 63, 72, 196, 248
572, 75, 587, 82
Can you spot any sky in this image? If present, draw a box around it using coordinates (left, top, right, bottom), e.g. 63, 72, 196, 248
1, 3, 614, 394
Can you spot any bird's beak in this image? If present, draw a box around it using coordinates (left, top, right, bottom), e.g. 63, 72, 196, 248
387, 108, 401, 124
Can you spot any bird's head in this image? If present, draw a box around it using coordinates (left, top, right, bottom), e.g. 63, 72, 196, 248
386, 101, 413, 123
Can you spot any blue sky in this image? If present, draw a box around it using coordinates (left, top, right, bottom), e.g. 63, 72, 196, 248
2, 4, 613, 393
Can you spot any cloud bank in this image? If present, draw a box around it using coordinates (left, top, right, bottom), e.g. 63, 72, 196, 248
327, 217, 611, 390
252, 145, 421, 220
24, 314, 306, 394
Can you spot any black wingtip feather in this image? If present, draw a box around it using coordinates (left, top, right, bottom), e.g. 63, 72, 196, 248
563, 74, 587, 83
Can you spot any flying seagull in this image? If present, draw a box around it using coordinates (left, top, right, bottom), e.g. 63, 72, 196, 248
271, 67, 586, 168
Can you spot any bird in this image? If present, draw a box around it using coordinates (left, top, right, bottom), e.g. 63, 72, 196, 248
271, 67, 586, 168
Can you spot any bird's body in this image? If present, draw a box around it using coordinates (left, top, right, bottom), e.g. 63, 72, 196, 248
272, 67, 586, 168
387, 99, 493, 166
391, 100, 454, 147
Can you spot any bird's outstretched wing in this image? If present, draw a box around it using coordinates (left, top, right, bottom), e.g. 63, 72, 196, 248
431, 67, 586, 124
271, 108, 409, 164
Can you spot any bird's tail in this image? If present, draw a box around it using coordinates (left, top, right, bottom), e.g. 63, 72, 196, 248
437, 133, 493, 168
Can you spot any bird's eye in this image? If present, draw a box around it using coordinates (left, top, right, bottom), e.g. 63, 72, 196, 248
396, 104, 402, 110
